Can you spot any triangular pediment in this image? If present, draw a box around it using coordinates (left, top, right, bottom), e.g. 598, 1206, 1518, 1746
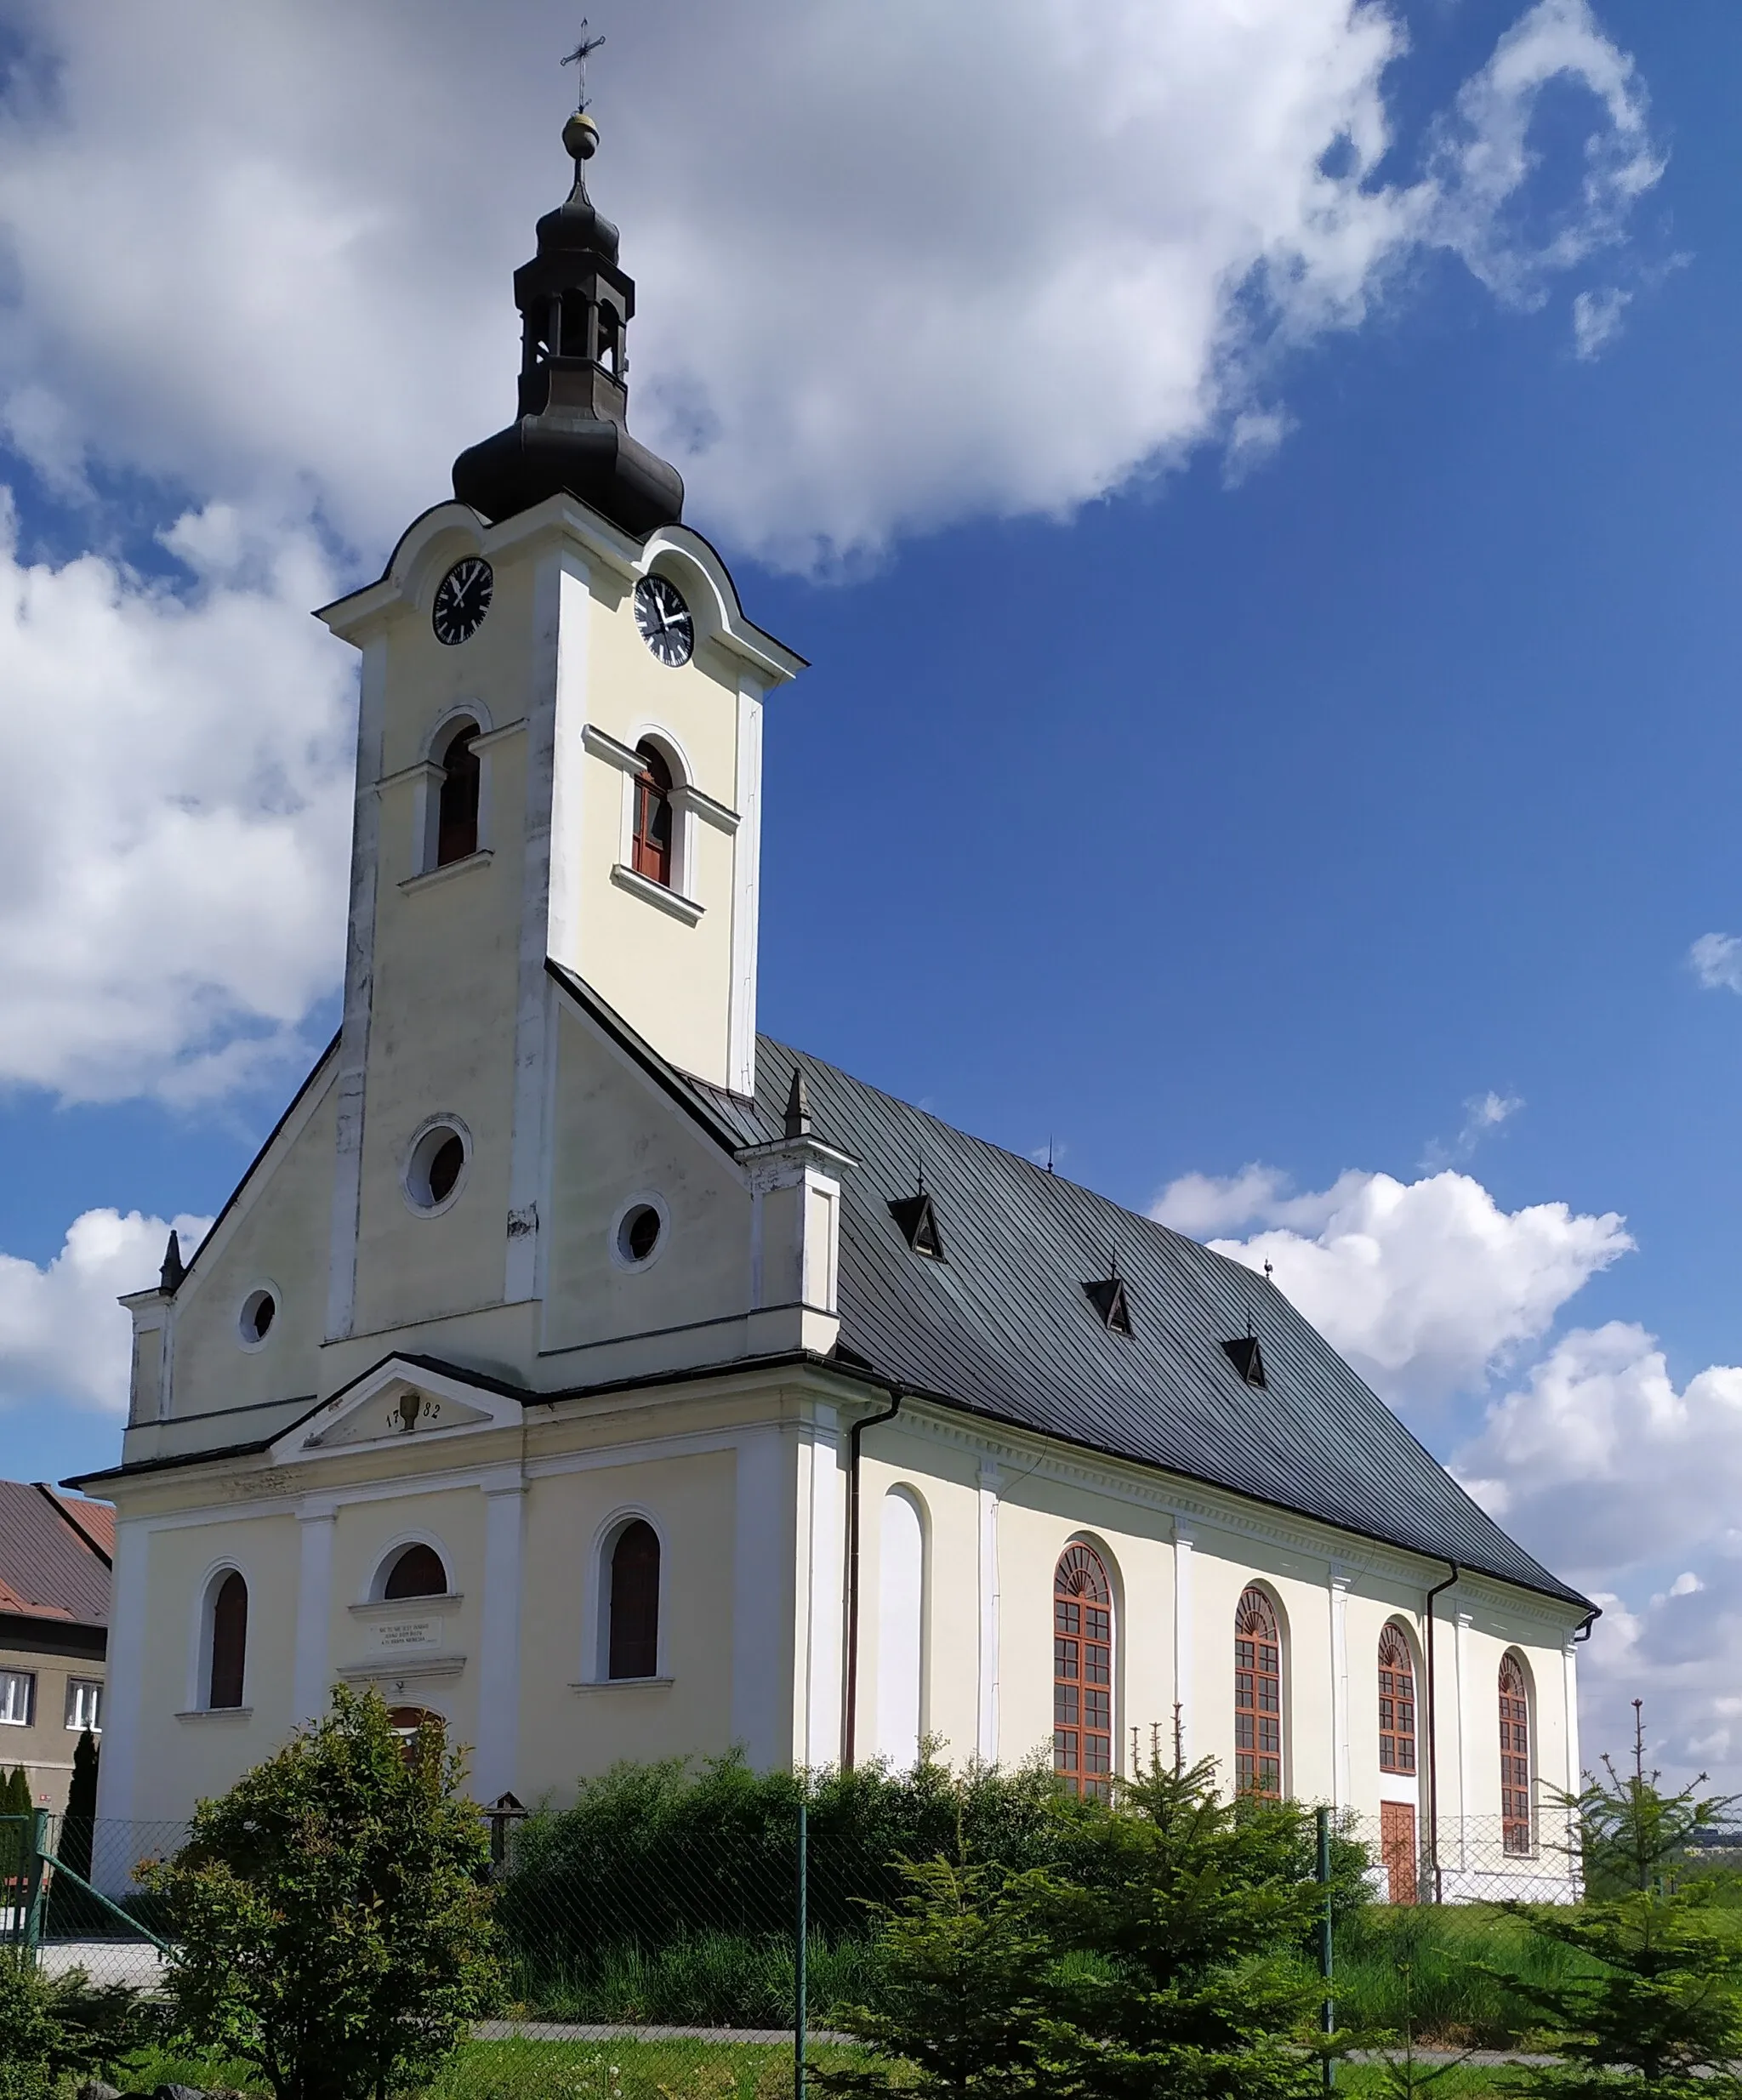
271, 1357, 524, 1462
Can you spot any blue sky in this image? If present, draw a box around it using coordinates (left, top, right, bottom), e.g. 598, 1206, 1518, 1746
0, 0, 1738, 1775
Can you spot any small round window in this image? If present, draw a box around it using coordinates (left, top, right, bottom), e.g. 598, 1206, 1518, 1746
405, 1121, 470, 1214
616, 1204, 663, 1266
239, 1289, 276, 1348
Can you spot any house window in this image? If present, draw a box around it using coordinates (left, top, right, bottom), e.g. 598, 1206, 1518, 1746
1234, 1586, 1284, 1798
383, 1544, 448, 1600
65, 1679, 102, 1733
1053, 1543, 1113, 1800
0, 1670, 35, 1727
208, 1571, 248, 1710
1500, 1653, 1533, 1855
1378, 1623, 1416, 1774
436, 722, 481, 866
607, 1521, 661, 1680
631, 743, 674, 886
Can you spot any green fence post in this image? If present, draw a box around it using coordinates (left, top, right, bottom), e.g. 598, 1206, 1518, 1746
794, 1794, 808, 2100
22, 1807, 48, 1966
1318, 1805, 1335, 2092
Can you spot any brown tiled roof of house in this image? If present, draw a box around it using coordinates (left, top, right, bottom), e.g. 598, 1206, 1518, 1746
0, 1481, 111, 1630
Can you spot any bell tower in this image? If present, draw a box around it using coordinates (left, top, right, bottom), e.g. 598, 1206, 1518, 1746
314, 107, 803, 1344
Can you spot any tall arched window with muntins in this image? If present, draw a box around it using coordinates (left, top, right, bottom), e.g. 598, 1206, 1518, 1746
1378, 1623, 1416, 1775
1500, 1654, 1533, 1855
1053, 1543, 1113, 1800
632, 743, 674, 886
608, 1520, 660, 1680
208, 1571, 248, 1710
383, 1544, 447, 1600
436, 722, 481, 866
1234, 1587, 1283, 1798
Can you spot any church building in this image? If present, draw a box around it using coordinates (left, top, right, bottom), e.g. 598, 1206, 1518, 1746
74, 102, 1591, 1899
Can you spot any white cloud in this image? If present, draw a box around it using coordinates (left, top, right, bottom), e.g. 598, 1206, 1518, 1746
0, 0, 1665, 571
1573, 285, 1632, 359
0, 1207, 212, 1414
0, 498, 354, 1103
1420, 1088, 1525, 1169
1690, 932, 1742, 993
1156, 1163, 1631, 1409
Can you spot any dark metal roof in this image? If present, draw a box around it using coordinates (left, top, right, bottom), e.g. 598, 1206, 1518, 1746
692, 1040, 1589, 1613
0, 1482, 112, 1630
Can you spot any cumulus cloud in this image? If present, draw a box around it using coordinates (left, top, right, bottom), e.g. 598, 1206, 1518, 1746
1690, 932, 1742, 993
0, 498, 354, 1103
0, 0, 1665, 570
0, 1207, 212, 1413
1153, 1163, 1631, 1409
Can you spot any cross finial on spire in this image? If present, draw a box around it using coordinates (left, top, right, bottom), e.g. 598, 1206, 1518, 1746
561, 20, 606, 111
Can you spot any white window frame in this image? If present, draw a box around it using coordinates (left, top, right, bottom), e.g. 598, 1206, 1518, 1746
584, 1507, 669, 1684
65, 1677, 102, 1733
413, 701, 495, 877
0, 1668, 36, 1727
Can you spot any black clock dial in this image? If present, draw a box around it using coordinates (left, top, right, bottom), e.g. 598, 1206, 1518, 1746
432, 556, 493, 646
635, 574, 694, 667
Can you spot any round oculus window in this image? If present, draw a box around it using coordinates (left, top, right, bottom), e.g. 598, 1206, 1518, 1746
617, 1203, 663, 1266
634, 575, 694, 667
405, 1122, 470, 1213
239, 1288, 276, 1346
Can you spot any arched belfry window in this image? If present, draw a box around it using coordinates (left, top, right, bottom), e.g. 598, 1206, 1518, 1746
436, 722, 481, 866
607, 1520, 660, 1680
632, 743, 674, 886
383, 1544, 447, 1600
1379, 1623, 1417, 1775
1053, 1543, 1113, 1800
1234, 1586, 1283, 1798
1500, 1653, 1533, 1855
208, 1570, 248, 1710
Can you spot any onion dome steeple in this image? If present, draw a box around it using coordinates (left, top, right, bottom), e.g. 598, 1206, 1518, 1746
452, 108, 684, 535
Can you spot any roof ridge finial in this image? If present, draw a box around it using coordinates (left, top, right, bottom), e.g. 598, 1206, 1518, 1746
783, 1062, 812, 1141
160, 1229, 185, 1295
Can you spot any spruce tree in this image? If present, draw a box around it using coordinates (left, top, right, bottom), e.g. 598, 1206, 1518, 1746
1501, 1701, 1742, 2100
60, 1730, 98, 1884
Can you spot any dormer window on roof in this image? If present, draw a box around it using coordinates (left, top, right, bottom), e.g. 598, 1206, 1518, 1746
889, 1191, 945, 1261
1084, 1271, 1133, 1336
1222, 1335, 1268, 1388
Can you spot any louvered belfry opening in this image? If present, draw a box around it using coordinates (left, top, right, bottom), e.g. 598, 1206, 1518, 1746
1053, 1543, 1113, 1800
208, 1571, 248, 1710
608, 1520, 661, 1679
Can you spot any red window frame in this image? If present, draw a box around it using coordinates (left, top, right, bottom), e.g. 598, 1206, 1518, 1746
1234, 1586, 1283, 1798
1500, 1654, 1532, 1855
1378, 1622, 1417, 1775
1053, 1544, 1113, 1800
632, 743, 674, 886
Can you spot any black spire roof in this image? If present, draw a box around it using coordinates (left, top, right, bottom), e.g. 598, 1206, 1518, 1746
452, 109, 684, 536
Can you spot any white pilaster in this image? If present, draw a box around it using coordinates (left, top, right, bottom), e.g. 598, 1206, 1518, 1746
976, 1462, 1001, 1762
293, 1505, 337, 1722
1172, 1522, 1195, 1767
474, 1475, 527, 1801
1455, 1607, 1474, 1870
730, 1426, 786, 1767
93, 1519, 149, 1853
802, 1411, 843, 1769
1563, 1637, 1582, 1796
1329, 1564, 1352, 1809
727, 676, 765, 1096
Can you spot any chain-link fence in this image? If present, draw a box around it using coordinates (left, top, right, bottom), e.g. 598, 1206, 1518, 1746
0, 1813, 184, 1987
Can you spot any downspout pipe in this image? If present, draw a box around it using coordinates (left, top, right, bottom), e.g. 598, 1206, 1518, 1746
842, 1386, 903, 1770
1423, 1561, 1460, 1904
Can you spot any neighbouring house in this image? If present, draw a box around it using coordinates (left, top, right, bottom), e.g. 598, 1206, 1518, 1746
0, 1480, 111, 1810
73, 100, 1591, 1904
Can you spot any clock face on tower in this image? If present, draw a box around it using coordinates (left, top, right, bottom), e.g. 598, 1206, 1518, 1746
432, 557, 493, 646
635, 574, 693, 667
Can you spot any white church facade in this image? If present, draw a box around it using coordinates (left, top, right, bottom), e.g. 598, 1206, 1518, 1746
75, 103, 1590, 1901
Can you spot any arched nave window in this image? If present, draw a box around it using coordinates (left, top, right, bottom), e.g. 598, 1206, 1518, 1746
1053, 1543, 1113, 1801
1500, 1653, 1534, 1855
607, 1520, 661, 1680
435, 720, 481, 866
208, 1570, 248, 1710
1378, 1623, 1417, 1775
632, 743, 675, 886
1234, 1586, 1283, 1798
382, 1543, 448, 1600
